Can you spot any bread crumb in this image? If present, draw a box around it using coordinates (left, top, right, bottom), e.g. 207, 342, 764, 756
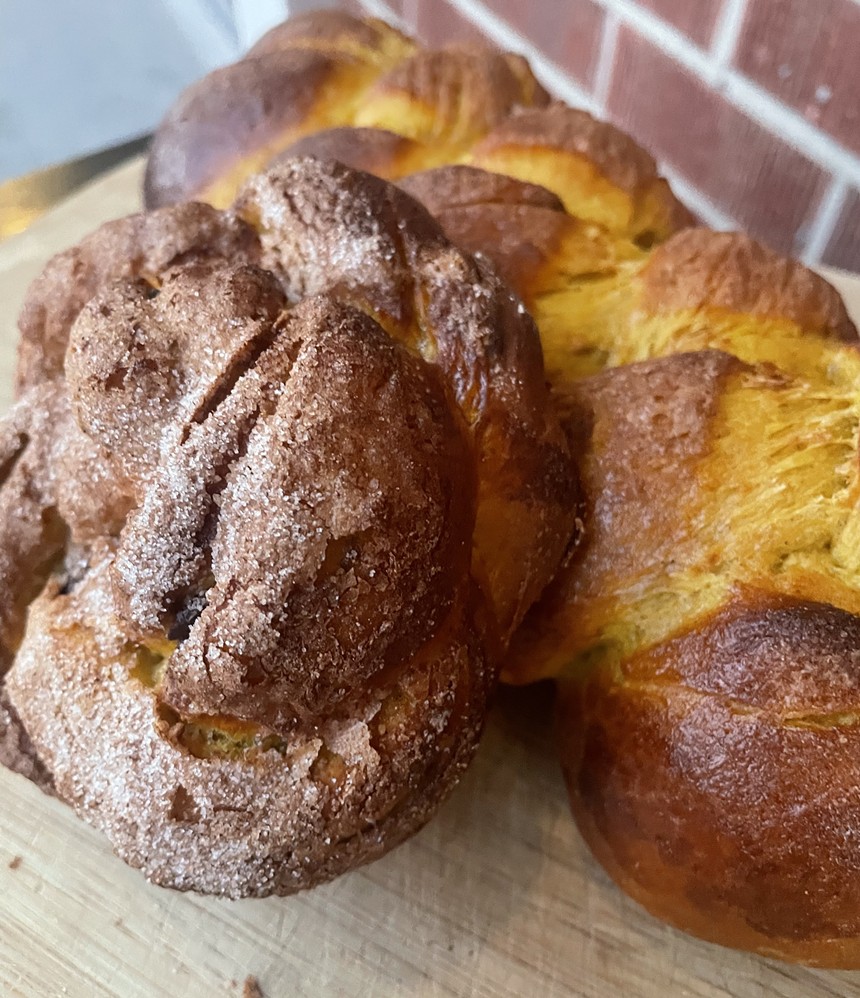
243, 976, 264, 998
8, 855, 22, 870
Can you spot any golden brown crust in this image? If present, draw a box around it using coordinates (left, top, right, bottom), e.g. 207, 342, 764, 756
403, 172, 857, 392
400, 164, 580, 292
358, 46, 550, 144
559, 590, 860, 966
468, 103, 695, 239
143, 13, 553, 209
143, 50, 357, 209
473, 103, 660, 197
2, 159, 575, 896
399, 163, 564, 215
641, 228, 858, 339
144, 12, 418, 208
509, 334, 860, 963
624, 589, 860, 712
558, 351, 742, 601
141, 10, 694, 253
273, 127, 425, 178
506, 350, 745, 682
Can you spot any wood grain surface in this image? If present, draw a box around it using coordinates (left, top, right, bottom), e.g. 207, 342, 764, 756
1, 160, 860, 998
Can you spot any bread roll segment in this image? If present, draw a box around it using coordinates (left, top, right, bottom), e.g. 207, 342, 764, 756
503, 286, 860, 963
144, 8, 694, 255
402, 171, 857, 382
466, 102, 695, 243
559, 591, 860, 967
10, 529, 491, 898
143, 10, 550, 209
143, 11, 417, 209
16, 201, 259, 389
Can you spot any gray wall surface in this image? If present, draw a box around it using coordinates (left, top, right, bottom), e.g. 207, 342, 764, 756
0, 0, 292, 181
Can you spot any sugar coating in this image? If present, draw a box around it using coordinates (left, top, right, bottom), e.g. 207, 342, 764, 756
2, 157, 574, 896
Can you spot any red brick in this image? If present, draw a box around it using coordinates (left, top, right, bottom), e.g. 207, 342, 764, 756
416, 0, 492, 47
635, 0, 724, 48
607, 26, 829, 254
487, 0, 605, 86
736, 0, 860, 155
823, 189, 860, 273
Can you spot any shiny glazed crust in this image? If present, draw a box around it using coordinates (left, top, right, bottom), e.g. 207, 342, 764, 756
402, 139, 860, 965
3, 159, 576, 896
143, 11, 549, 209
466, 102, 695, 241
143, 11, 693, 248
559, 591, 860, 967
506, 332, 860, 962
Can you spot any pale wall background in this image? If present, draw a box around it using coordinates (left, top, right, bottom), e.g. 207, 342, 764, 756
0, 0, 287, 181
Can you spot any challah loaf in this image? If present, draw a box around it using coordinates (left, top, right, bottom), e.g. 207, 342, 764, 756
143, 10, 550, 209
409, 163, 860, 964
144, 10, 692, 248
2, 159, 576, 896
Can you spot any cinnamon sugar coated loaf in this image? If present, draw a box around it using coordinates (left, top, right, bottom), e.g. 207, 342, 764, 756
5, 4, 860, 970
0, 157, 575, 896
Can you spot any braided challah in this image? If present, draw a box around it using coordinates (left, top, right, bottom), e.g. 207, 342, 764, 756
405, 165, 860, 964
143, 10, 691, 245
144, 10, 549, 209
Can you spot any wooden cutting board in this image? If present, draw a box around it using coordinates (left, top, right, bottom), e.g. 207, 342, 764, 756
1, 160, 860, 998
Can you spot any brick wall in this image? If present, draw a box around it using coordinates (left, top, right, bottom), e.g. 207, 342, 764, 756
329, 0, 860, 271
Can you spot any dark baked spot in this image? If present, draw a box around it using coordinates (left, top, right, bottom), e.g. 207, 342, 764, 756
168, 785, 201, 823
634, 230, 657, 251
167, 592, 209, 643
242, 976, 264, 998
